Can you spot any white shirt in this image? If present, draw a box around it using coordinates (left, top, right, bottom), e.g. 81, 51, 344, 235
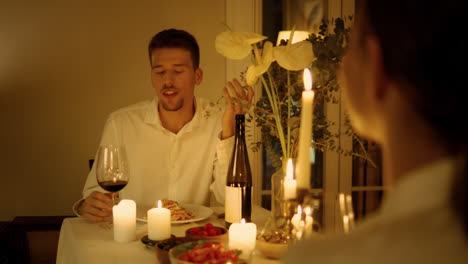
284, 158, 468, 264
80, 97, 233, 209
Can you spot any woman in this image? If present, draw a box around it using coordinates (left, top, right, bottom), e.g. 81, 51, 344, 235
284, 0, 467, 263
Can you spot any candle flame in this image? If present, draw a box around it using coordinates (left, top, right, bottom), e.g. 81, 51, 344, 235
240, 218, 246, 224
286, 158, 294, 180
305, 206, 312, 216
303, 68, 312, 91
157, 200, 162, 208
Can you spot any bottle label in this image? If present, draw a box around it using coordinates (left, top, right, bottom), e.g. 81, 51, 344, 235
225, 186, 252, 223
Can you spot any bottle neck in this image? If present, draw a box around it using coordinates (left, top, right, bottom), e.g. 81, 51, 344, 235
235, 114, 245, 138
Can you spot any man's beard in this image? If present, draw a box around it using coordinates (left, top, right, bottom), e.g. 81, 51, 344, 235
161, 98, 184, 111
160, 85, 183, 111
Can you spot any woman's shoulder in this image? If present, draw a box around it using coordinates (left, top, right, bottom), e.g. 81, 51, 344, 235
284, 207, 467, 264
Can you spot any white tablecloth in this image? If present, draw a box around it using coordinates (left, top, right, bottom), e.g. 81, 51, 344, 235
57, 206, 280, 264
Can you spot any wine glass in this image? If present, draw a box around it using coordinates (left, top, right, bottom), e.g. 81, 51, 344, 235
95, 145, 129, 205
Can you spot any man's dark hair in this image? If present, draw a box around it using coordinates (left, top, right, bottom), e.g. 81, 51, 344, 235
148, 29, 200, 69
360, 0, 467, 238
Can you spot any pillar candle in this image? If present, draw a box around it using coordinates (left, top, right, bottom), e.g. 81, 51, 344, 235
147, 200, 171, 241
228, 218, 257, 259
296, 68, 314, 189
283, 158, 297, 200
112, 199, 136, 243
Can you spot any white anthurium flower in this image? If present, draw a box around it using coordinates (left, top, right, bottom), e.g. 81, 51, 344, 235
274, 40, 314, 71
246, 41, 274, 85
215, 31, 267, 60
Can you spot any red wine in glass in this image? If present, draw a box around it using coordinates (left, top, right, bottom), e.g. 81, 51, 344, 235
98, 180, 128, 193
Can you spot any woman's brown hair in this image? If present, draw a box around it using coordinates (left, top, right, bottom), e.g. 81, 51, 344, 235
358, 0, 467, 236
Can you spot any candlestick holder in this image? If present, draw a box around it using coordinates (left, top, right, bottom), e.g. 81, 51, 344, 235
296, 189, 322, 235
141, 234, 176, 248
270, 164, 285, 220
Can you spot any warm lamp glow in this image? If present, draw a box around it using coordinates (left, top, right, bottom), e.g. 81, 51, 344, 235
277, 30, 310, 46
303, 68, 312, 91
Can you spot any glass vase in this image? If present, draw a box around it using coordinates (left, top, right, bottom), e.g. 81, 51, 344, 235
271, 165, 285, 219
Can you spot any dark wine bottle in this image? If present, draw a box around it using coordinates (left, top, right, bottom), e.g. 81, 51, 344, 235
225, 114, 253, 228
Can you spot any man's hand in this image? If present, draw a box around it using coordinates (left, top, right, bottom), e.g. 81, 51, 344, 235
221, 79, 255, 139
78, 191, 113, 222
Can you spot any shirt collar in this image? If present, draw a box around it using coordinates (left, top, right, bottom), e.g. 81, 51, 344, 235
379, 158, 455, 220
144, 96, 202, 133
143, 97, 161, 127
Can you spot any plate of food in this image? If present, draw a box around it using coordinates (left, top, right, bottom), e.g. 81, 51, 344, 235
136, 199, 213, 224
169, 240, 246, 264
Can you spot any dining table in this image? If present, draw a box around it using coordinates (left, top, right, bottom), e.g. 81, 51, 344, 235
56, 205, 282, 264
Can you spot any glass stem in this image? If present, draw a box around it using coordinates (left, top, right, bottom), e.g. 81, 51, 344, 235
112, 192, 116, 205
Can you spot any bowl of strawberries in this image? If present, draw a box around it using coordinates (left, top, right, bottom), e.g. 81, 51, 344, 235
185, 223, 228, 242
169, 240, 246, 264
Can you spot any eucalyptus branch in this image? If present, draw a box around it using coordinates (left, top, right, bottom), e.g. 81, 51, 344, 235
252, 110, 276, 127
352, 133, 369, 157
349, 152, 377, 168
254, 105, 274, 116
311, 139, 377, 168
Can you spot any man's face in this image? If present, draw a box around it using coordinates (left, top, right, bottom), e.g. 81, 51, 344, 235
150, 48, 202, 112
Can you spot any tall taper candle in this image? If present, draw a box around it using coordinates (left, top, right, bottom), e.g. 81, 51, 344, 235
296, 68, 314, 189
283, 158, 297, 200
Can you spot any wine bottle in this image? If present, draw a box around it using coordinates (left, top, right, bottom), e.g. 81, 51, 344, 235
225, 114, 253, 228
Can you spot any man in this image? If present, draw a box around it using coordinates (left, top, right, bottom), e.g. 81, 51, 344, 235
75, 29, 253, 222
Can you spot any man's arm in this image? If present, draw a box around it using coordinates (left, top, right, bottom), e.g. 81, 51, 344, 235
75, 191, 113, 221
74, 116, 118, 221
221, 79, 254, 139
211, 79, 254, 204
